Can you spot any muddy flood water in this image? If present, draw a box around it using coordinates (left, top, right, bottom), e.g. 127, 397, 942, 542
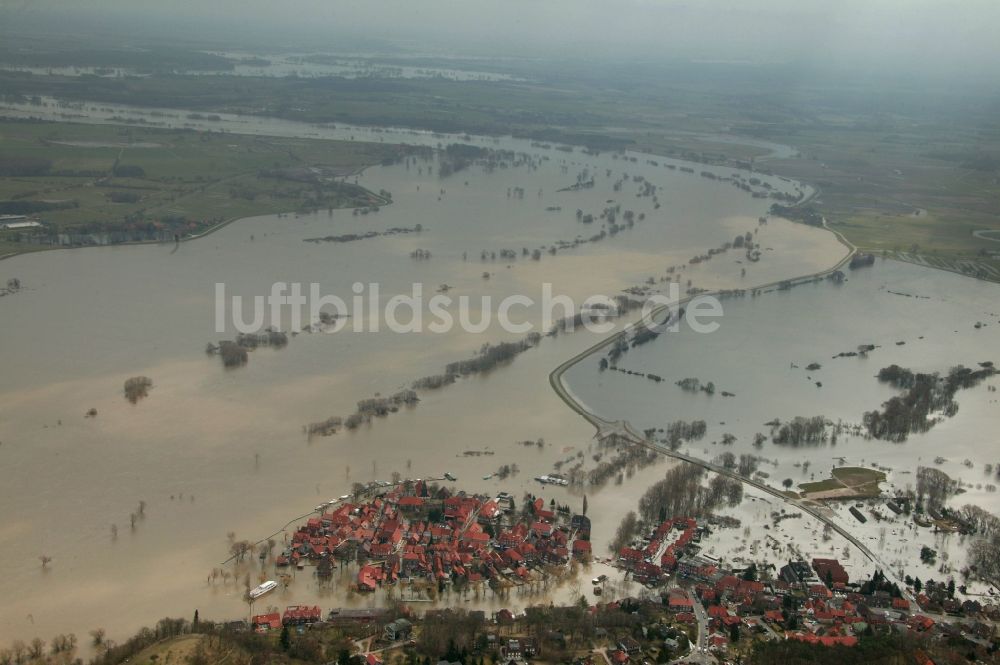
564, 259, 1000, 591
0, 104, 853, 647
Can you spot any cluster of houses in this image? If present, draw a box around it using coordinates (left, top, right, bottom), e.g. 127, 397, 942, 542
616, 517, 701, 585
660, 552, 997, 656
243, 496, 997, 661
605, 514, 1000, 659
250, 605, 323, 631
250, 606, 412, 646
610, 515, 968, 653
243, 570, 997, 663
277, 482, 592, 594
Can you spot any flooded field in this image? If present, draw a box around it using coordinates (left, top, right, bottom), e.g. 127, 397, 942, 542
0, 99, 856, 647
564, 259, 1000, 592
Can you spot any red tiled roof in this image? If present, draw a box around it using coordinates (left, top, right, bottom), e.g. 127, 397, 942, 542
251, 613, 282, 630
619, 547, 644, 561
669, 593, 693, 608
282, 606, 321, 623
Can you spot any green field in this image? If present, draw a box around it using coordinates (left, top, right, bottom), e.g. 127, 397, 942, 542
0, 119, 399, 252
799, 466, 886, 499
762, 123, 1000, 280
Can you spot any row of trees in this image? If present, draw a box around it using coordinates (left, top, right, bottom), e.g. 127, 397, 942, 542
303, 224, 423, 244
303, 331, 545, 439
770, 415, 828, 446
205, 330, 292, 368
0, 633, 77, 665
305, 387, 422, 438
444, 334, 542, 376
550, 295, 642, 337
675, 377, 716, 395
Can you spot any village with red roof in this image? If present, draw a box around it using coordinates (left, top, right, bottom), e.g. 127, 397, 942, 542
276, 481, 591, 597
236, 482, 1000, 664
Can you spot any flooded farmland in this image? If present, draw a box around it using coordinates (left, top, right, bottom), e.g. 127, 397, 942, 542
0, 101, 848, 645
563, 259, 1000, 591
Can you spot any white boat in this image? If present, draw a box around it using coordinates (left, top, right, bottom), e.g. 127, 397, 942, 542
535, 474, 569, 486
249, 580, 278, 599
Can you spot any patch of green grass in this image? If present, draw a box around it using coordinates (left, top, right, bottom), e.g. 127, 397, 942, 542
832, 466, 886, 487
799, 466, 886, 498
763, 121, 1000, 276
0, 120, 398, 251
798, 478, 843, 494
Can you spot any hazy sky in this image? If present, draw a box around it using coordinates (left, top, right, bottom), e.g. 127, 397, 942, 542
5, 0, 1000, 77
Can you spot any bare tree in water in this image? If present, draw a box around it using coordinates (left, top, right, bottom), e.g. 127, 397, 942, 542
230, 540, 252, 563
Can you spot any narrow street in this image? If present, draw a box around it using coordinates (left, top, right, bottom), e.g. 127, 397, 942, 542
671, 597, 715, 664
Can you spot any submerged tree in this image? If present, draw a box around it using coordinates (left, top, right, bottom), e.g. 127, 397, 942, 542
123, 376, 153, 404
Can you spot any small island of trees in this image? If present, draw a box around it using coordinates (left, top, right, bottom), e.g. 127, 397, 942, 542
864, 362, 996, 441
123, 376, 153, 404
206, 330, 289, 368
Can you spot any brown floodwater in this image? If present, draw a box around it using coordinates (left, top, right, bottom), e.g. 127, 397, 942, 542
0, 107, 848, 649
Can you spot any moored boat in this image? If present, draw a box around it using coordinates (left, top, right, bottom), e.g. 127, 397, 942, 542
249, 580, 278, 599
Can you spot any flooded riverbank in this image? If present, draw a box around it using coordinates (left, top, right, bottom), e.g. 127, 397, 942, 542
0, 102, 848, 647
563, 259, 1000, 591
